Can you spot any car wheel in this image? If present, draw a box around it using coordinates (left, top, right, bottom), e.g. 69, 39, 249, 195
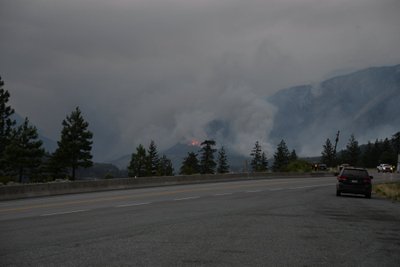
336, 190, 341, 196
365, 193, 371, 199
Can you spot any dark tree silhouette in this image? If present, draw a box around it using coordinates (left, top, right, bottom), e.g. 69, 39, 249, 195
3, 118, 44, 182
199, 140, 217, 174
128, 144, 147, 177
54, 107, 93, 180
273, 140, 290, 172
180, 152, 200, 175
0, 76, 16, 174
217, 146, 230, 174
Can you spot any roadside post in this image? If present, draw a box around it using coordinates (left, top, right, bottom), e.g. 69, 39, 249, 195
397, 154, 400, 173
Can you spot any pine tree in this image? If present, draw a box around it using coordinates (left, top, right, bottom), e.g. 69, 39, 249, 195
158, 155, 174, 176
321, 138, 335, 167
362, 141, 374, 168
250, 141, 268, 172
217, 146, 230, 173
54, 107, 93, 180
0, 77, 16, 174
273, 140, 290, 172
260, 152, 269, 171
147, 140, 160, 176
42, 151, 64, 180
371, 139, 382, 167
380, 138, 395, 165
250, 141, 263, 172
199, 140, 217, 174
3, 118, 44, 182
128, 144, 147, 177
180, 152, 200, 175
344, 134, 361, 166
290, 149, 298, 162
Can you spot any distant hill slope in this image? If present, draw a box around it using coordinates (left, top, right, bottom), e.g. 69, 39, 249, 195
267, 64, 400, 155
12, 113, 57, 153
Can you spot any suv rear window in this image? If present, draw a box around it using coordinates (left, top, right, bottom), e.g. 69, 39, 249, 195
342, 169, 369, 178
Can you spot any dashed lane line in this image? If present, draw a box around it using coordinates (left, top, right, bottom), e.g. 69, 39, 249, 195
1, 179, 335, 214
288, 184, 335, 190
213, 193, 234, 196
0, 180, 295, 213
27, 184, 338, 217
41, 209, 88, 217
269, 188, 284, 191
174, 196, 200, 201
245, 190, 262, 193
116, 202, 152, 208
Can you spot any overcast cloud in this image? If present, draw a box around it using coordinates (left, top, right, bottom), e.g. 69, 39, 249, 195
1, 0, 399, 161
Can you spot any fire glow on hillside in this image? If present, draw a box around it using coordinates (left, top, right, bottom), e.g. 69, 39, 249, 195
189, 139, 201, 147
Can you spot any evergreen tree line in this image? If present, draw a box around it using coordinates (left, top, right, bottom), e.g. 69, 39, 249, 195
176, 139, 306, 175
321, 133, 400, 168
0, 77, 93, 183
3, 76, 399, 183
270, 140, 311, 172
178, 140, 230, 175
127, 140, 230, 177
127, 141, 174, 177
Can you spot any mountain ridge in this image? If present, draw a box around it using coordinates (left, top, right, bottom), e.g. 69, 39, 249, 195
109, 63, 400, 171
12, 64, 398, 173
267, 64, 400, 155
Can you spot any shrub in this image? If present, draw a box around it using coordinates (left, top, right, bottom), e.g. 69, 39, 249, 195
0, 176, 15, 185
104, 173, 114, 179
373, 182, 400, 201
285, 160, 312, 173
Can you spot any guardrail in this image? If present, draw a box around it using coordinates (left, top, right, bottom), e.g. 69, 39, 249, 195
0, 172, 334, 201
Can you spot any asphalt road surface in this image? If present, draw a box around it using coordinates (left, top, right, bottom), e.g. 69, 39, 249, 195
1, 173, 400, 266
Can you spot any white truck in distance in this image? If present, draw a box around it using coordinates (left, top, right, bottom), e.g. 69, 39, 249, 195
376, 164, 394, 173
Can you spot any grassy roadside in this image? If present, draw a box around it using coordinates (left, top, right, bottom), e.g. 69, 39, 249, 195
373, 182, 400, 201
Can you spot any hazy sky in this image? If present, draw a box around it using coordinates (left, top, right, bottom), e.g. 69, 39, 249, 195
1, 0, 399, 161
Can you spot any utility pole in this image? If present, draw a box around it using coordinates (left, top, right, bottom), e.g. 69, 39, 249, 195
397, 154, 400, 173
333, 130, 340, 154
333, 130, 340, 166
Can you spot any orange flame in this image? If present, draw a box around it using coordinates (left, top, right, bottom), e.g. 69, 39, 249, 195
189, 139, 201, 147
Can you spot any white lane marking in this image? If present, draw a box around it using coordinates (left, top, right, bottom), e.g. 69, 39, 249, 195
41, 209, 88, 217
245, 190, 262, 193
116, 202, 152, 208
288, 184, 335, 190
174, 196, 200, 201
214, 193, 233, 196
269, 188, 284, 191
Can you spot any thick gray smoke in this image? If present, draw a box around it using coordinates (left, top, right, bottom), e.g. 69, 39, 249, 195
1, 0, 399, 160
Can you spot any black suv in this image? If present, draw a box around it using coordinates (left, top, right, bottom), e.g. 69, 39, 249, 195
336, 167, 373, 198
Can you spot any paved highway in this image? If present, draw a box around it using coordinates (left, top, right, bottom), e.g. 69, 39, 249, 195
1, 173, 400, 266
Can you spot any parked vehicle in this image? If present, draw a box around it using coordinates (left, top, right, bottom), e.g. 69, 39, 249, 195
336, 167, 373, 198
312, 163, 328, 171
377, 164, 394, 173
318, 163, 327, 170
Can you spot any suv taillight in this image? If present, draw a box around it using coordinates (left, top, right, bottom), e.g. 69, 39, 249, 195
338, 176, 347, 181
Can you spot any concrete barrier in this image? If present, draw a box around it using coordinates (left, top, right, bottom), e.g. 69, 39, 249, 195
0, 172, 334, 201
